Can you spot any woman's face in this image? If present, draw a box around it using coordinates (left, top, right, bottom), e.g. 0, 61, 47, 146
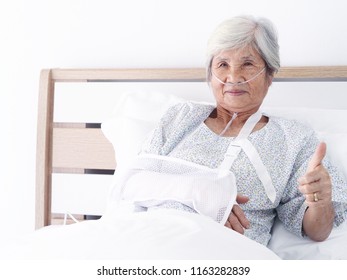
210, 46, 273, 113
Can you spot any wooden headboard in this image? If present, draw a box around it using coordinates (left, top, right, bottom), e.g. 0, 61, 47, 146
36, 67, 347, 229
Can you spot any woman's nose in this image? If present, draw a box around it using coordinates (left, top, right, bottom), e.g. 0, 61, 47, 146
225, 67, 245, 84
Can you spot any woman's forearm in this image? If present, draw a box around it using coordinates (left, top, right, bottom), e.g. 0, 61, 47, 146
303, 202, 335, 241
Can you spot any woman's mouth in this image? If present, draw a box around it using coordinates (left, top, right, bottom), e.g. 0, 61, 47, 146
224, 90, 246, 96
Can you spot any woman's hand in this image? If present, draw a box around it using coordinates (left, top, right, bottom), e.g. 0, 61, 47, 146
298, 142, 332, 206
224, 194, 250, 234
298, 142, 335, 241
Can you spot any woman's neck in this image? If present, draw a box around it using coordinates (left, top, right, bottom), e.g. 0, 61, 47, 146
212, 106, 260, 127
206, 105, 267, 137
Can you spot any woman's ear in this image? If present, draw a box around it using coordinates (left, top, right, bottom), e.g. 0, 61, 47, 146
267, 74, 274, 87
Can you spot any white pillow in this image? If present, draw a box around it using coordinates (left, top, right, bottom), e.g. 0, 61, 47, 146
101, 91, 184, 169
317, 132, 347, 180
262, 106, 347, 133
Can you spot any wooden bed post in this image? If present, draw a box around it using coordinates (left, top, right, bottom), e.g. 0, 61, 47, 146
35, 69, 54, 229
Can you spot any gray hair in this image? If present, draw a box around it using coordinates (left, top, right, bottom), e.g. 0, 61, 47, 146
206, 15, 280, 81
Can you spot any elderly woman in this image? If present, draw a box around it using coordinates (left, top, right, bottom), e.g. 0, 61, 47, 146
134, 15, 347, 246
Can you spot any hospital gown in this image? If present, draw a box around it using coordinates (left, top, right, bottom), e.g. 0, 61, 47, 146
140, 102, 347, 245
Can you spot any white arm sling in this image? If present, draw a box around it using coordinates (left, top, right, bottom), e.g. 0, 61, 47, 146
113, 111, 275, 224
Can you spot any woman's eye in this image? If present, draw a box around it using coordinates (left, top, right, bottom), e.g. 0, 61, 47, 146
218, 62, 228, 68
243, 61, 254, 67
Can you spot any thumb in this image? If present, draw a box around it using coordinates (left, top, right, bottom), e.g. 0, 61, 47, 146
307, 142, 326, 172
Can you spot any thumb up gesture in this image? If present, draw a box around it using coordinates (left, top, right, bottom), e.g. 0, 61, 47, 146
298, 142, 332, 207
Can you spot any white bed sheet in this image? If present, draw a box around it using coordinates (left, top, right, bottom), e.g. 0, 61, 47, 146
268, 219, 347, 260
0, 209, 279, 260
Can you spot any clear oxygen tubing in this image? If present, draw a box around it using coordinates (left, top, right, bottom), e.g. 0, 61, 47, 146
219, 112, 238, 136
212, 66, 266, 86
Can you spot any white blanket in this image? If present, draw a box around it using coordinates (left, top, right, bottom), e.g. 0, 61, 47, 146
0, 209, 279, 260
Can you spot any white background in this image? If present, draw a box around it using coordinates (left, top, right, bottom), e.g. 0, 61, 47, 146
1, 0, 347, 239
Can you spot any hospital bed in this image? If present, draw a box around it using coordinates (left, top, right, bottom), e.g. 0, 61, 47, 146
4, 67, 347, 259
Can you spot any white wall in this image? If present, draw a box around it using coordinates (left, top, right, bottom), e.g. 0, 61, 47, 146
1, 0, 347, 238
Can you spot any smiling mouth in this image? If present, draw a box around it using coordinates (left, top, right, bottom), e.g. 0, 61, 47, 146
224, 90, 246, 96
